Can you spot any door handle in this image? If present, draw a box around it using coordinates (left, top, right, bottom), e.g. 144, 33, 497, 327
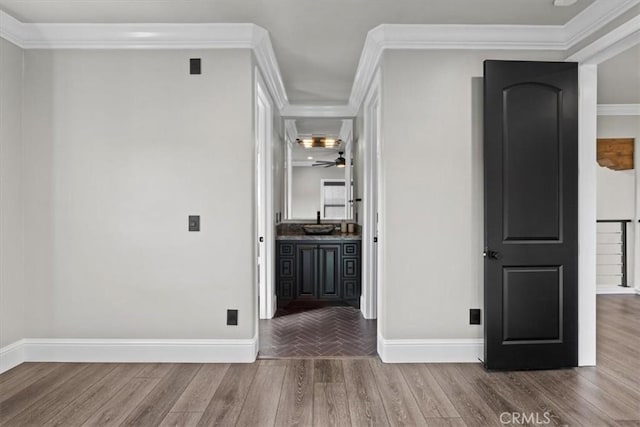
483, 250, 502, 260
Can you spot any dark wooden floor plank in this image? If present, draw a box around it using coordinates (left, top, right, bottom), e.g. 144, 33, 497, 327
424, 418, 467, 427
428, 364, 501, 427
0, 363, 62, 401
168, 363, 229, 413
82, 377, 162, 426
455, 364, 572, 427
398, 364, 459, 419
236, 360, 287, 426
45, 363, 145, 426
548, 368, 640, 421
314, 382, 351, 427
342, 358, 389, 426
0, 363, 90, 424
521, 370, 619, 427
122, 363, 200, 426
314, 359, 345, 383
196, 363, 259, 426
369, 358, 427, 426
5, 363, 115, 426
136, 363, 176, 378
275, 359, 314, 427
159, 411, 203, 427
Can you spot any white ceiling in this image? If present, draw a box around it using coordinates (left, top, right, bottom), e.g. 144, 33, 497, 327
0, 0, 596, 105
598, 44, 640, 104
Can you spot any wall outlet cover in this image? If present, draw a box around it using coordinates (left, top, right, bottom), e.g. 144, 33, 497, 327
470, 308, 481, 325
227, 309, 238, 326
188, 215, 200, 232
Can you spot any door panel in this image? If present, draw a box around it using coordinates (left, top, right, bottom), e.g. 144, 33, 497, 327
484, 60, 578, 370
297, 245, 317, 299
318, 245, 341, 299
503, 83, 562, 242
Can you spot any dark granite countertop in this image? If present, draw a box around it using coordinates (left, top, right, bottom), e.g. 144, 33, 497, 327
276, 231, 362, 241
276, 222, 362, 240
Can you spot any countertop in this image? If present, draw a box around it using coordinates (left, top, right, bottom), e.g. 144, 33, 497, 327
276, 231, 362, 241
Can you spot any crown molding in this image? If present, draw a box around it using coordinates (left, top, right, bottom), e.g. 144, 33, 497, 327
563, 0, 640, 47
597, 104, 640, 116
567, 14, 640, 64
284, 119, 299, 142
281, 104, 355, 118
1, 0, 637, 118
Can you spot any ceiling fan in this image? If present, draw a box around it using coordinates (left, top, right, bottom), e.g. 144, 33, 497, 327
312, 151, 346, 168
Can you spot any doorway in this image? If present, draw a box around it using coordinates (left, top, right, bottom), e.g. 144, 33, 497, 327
258, 117, 378, 358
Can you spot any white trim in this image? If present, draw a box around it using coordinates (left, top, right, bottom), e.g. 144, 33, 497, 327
567, 14, 640, 64
255, 68, 276, 320
281, 104, 354, 118
563, 0, 640, 47
0, 339, 26, 373
597, 104, 640, 116
0, 338, 258, 372
361, 70, 382, 321
578, 64, 599, 367
596, 286, 638, 294
2, 1, 637, 119
378, 334, 483, 363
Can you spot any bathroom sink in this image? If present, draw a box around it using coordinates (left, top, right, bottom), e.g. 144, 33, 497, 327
302, 224, 336, 235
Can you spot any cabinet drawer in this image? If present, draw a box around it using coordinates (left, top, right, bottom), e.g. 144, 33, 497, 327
279, 258, 295, 278
343, 279, 359, 299
343, 242, 360, 256
278, 243, 295, 256
343, 258, 359, 278
278, 280, 294, 299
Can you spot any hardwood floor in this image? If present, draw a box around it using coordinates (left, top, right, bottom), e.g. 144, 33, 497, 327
1, 295, 638, 426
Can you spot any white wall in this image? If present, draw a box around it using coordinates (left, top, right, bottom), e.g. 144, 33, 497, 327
22, 49, 256, 340
291, 166, 345, 219
379, 49, 563, 340
0, 38, 25, 347
596, 116, 638, 220
596, 116, 639, 289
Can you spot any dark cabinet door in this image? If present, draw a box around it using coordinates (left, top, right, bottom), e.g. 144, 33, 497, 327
296, 244, 317, 299
317, 245, 341, 299
484, 60, 578, 370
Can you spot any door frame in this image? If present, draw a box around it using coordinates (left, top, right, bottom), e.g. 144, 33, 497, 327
255, 67, 276, 320
568, 20, 640, 366
362, 70, 382, 324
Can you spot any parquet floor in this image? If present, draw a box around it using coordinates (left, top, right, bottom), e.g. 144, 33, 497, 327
0, 295, 638, 426
259, 306, 377, 358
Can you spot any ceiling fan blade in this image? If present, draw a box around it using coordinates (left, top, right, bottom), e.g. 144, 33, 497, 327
324, 163, 335, 168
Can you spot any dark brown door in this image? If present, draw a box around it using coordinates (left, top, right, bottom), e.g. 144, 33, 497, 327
484, 60, 578, 370
317, 245, 341, 299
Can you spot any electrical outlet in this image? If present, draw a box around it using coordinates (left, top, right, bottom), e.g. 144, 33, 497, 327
470, 309, 481, 325
190, 58, 201, 75
227, 309, 238, 326
188, 215, 200, 232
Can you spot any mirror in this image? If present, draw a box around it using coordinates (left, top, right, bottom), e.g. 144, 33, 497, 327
284, 119, 354, 221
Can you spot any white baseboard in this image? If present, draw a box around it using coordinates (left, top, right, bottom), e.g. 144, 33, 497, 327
0, 337, 258, 374
596, 286, 637, 295
377, 334, 483, 363
0, 339, 26, 373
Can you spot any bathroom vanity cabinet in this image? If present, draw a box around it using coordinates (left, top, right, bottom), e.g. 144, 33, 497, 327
276, 240, 361, 308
